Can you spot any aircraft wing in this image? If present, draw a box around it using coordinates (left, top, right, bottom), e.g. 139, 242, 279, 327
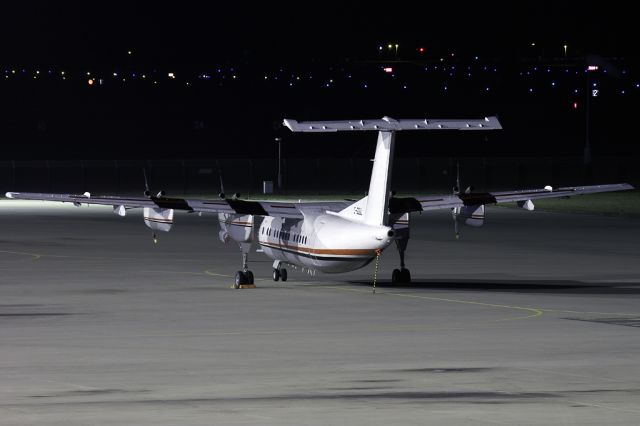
6, 183, 632, 217
4, 192, 353, 219
389, 183, 634, 213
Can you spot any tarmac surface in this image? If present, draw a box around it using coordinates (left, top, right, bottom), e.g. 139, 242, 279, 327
1, 200, 639, 425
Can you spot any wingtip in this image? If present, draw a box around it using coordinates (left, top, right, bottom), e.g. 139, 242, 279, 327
283, 118, 297, 132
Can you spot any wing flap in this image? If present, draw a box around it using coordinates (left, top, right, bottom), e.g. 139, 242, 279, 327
491, 184, 634, 203
5, 191, 346, 219
390, 183, 634, 214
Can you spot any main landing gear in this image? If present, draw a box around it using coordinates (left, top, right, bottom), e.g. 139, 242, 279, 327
392, 229, 411, 283
272, 260, 288, 282
392, 267, 411, 283
234, 242, 255, 288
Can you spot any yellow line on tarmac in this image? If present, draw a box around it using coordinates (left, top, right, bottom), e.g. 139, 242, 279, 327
388, 292, 544, 321
204, 270, 233, 279
0, 250, 42, 260
324, 285, 544, 321
539, 308, 640, 317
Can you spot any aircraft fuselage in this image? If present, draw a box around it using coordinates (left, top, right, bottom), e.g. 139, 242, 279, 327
258, 212, 394, 273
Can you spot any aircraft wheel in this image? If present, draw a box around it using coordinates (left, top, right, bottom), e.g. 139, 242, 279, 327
280, 268, 288, 282
400, 268, 411, 283
392, 268, 401, 283
235, 271, 246, 288
245, 270, 254, 284
272, 269, 280, 282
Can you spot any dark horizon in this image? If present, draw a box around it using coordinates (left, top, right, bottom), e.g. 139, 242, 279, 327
0, 2, 637, 160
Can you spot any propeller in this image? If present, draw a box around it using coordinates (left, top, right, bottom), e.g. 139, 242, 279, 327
453, 160, 460, 196
143, 168, 151, 197
143, 169, 166, 198
217, 160, 226, 199
452, 161, 461, 239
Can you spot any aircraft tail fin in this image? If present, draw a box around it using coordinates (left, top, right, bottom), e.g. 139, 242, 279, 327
284, 116, 502, 226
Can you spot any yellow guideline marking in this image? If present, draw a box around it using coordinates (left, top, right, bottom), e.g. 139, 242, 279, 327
204, 270, 233, 278
0, 250, 42, 260
325, 285, 543, 321
539, 308, 640, 317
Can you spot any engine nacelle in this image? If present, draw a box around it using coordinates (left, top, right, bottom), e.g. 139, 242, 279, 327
454, 204, 485, 227
218, 230, 231, 244
143, 207, 174, 232
218, 213, 253, 243
517, 199, 535, 211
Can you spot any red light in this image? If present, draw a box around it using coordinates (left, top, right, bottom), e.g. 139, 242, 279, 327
383, 67, 393, 73
573, 102, 578, 109
418, 47, 425, 53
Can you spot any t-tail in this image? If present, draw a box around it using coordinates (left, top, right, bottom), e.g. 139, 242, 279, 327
283, 116, 502, 226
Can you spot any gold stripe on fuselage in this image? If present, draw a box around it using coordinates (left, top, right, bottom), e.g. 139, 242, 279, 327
259, 241, 376, 257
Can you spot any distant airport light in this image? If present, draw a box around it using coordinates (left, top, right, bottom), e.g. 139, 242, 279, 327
87, 78, 94, 86
418, 47, 425, 53
168, 72, 175, 79
587, 65, 599, 71
573, 102, 578, 109
383, 67, 393, 73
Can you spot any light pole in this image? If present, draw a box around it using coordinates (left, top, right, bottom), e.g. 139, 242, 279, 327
275, 137, 282, 192
387, 43, 399, 59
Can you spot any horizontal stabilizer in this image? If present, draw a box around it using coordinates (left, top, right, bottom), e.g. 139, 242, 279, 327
283, 116, 502, 132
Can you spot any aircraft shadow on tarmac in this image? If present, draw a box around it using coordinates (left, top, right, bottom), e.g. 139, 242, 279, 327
347, 279, 640, 295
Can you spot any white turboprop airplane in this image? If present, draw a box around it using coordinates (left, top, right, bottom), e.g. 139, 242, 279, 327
5, 116, 633, 287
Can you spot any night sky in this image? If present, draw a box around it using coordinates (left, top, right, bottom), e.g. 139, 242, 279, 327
0, 2, 637, 159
